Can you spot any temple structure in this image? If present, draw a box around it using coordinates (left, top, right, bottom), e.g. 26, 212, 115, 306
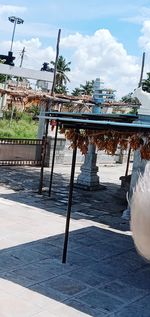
92, 78, 116, 113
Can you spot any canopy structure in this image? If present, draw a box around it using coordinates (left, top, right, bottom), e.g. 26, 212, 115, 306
38, 111, 150, 263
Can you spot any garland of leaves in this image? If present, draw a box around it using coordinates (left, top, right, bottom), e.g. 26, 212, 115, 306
60, 127, 150, 160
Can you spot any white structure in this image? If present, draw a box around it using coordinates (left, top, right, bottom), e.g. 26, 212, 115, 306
0, 64, 53, 82
123, 87, 150, 220
132, 87, 150, 115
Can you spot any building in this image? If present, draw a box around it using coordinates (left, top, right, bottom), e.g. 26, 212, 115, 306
93, 78, 116, 113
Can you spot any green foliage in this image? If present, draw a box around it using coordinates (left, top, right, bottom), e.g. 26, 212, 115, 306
80, 80, 94, 95
72, 87, 82, 96
121, 92, 140, 105
0, 113, 38, 138
25, 105, 40, 116
142, 72, 150, 93
51, 55, 71, 94
0, 60, 6, 83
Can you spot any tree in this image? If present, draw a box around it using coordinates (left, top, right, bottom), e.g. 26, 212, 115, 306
121, 92, 139, 105
142, 72, 150, 93
55, 85, 68, 94
0, 60, 6, 83
50, 55, 71, 94
72, 87, 81, 96
80, 80, 94, 95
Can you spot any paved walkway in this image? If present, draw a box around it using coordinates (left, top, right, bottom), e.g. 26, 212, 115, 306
0, 164, 149, 316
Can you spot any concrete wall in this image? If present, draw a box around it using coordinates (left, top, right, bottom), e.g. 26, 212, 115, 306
45, 137, 132, 166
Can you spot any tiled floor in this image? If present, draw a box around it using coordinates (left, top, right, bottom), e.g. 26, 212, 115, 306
0, 164, 149, 316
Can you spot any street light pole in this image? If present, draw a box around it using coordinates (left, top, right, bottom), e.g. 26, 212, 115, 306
10, 18, 17, 52
8, 16, 24, 53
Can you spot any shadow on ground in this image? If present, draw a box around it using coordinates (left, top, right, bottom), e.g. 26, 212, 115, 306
1, 226, 150, 316
0, 166, 128, 231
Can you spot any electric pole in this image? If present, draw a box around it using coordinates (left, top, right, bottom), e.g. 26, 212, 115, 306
20, 47, 25, 68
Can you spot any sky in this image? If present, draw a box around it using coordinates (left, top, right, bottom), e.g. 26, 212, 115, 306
1, 0, 150, 98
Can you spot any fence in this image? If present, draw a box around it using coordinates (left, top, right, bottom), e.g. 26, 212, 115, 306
0, 138, 45, 166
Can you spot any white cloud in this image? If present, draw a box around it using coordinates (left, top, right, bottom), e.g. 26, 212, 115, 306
0, 38, 55, 70
0, 28, 141, 98
0, 4, 27, 15
139, 21, 150, 51
61, 29, 140, 98
121, 6, 150, 25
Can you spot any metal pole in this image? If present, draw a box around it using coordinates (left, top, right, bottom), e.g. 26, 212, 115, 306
45, 29, 61, 137
138, 52, 145, 88
10, 19, 17, 52
62, 134, 78, 263
125, 146, 131, 177
48, 120, 59, 197
51, 29, 61, 96
20, 47, 25, 67
38, 136, 47, 194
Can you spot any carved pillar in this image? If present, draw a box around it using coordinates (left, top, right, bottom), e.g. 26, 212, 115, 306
76, 143, 100, 190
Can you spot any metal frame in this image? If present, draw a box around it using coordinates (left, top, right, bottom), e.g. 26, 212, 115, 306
49, 121, 59, 197
38, 112, 150, 263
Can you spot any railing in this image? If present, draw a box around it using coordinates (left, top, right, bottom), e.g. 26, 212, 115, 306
0, 138, 45, 166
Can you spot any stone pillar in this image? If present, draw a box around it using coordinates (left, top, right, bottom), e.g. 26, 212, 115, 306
37, 103, 46, 139
76, 143, 100, 190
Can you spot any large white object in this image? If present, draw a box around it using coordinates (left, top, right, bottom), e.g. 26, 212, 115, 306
0, 63, 53, 82
133, 87, 150, 115
131, 162, 150, 260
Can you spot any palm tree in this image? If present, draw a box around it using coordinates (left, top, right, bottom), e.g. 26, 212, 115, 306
72, 87, 81, 96
80, 80, 94, 96
142, 72, 150, 93
50, 55, 71, 93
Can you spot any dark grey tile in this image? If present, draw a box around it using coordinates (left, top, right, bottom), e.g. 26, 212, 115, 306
114, 294, 150, 317
64, 298, 108, 317
97, 280, 148, 303
5, 248, 48, 264
77, 289, 124, 313
67, 268, 113, 287
36, 275, 88, 297
120, 267, 150, 291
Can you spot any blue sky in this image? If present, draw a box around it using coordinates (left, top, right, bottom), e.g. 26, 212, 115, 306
0, 0, 150, 97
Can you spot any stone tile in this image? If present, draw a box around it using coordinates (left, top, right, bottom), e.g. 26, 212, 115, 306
66, 268, 112, 287
0, 253, 23, 273
114, 294, 150, 317
67, 251, 98, 267
76, 289, 124, 314
29, 282, 69, 302
2, 271, 35, 287
28, 242, 62, 258
36, 275, 88, 297
3, 263, 55, 285
34, 258, 77, 275
72, 242, 129, 261
64, 298, 109, 317
119, 267, 150, 291
97, 280, 148, 303
5, 248, 48, 264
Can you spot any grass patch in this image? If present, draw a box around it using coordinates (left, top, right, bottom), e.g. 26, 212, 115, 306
0, 118, 38, 138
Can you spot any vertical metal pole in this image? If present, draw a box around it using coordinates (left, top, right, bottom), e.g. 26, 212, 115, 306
38, 136, 46, 194
48, 121, 59, 197
10, 20, 17, 52
125, 146, 131, 177
51, 29, 61, 96
62, 134, 78, 263
138, 52, 145, 88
